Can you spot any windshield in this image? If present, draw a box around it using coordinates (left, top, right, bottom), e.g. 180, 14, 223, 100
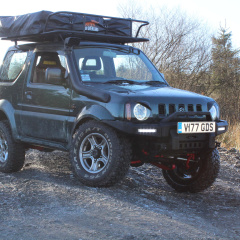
73, 47, 167, 84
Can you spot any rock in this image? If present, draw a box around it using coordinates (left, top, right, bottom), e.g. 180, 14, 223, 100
235, 163, 240, 168
228, 148, 239, 154
218, 147, 228, 152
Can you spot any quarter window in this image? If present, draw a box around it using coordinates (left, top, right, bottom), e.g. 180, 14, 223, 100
0, 51, 27, 82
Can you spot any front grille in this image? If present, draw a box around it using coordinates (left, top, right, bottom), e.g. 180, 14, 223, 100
158, 103, 203, 116
197, 104, 202, 111
169, 104, 175, 114
188, 104, 194, 111
158, 104, 165, 115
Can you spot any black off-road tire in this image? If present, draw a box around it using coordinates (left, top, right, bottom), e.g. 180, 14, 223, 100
0, 120, 25, 173
162, 148, 220, 193
70, 121, 132, 187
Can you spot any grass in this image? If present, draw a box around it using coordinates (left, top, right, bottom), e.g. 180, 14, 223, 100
217, 121, 240, 150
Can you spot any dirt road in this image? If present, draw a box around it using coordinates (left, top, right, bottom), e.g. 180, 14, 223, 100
0, 148, 239, 240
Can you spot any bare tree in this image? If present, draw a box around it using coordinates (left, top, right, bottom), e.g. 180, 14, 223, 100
118, 1, 212, 94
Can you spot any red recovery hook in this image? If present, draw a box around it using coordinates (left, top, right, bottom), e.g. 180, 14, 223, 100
186, 153, 195, 170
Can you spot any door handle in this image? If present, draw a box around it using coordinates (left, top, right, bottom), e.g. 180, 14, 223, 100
25, 91, 32, 100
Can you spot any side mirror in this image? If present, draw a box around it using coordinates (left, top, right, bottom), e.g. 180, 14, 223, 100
45, 68, 65, 85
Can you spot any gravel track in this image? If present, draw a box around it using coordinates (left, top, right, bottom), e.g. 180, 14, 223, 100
0, 148, 239, 240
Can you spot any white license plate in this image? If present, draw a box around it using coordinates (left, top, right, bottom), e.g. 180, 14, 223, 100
177, 122, 216, 134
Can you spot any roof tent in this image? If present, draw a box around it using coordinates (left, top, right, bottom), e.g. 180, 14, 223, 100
0, 11, 149, 44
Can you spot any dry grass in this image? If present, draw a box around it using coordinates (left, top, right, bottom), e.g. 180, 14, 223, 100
217, 121, 240, 150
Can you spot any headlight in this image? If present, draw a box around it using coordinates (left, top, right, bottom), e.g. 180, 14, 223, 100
209, 103, 220, 121
133, 103, 150, 121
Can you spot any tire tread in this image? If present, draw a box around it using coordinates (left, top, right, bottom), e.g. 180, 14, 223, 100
70, 121, 132, 187
162, 148, 220, 193
0, 120, 25, 173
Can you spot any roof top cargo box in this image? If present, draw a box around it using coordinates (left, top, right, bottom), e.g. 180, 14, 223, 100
0, 11, 149, 44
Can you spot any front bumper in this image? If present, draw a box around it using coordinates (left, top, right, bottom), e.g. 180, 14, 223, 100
104, 119, 228, 151
104, 119, 228, 137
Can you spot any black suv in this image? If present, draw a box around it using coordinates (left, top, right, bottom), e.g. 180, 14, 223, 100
0, 11, 228, 192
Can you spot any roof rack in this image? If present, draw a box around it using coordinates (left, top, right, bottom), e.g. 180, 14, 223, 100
0, 11, 149, 44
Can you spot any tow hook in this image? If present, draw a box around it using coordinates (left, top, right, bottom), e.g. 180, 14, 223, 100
186, 154, 195, 170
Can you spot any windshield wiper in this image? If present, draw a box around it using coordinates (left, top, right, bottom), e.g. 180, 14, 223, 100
104, 79, 139, 85
144, 81, 167, 86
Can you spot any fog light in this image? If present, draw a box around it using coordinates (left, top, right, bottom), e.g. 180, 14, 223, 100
138, 129, 157, 133
218, 127, 225, 131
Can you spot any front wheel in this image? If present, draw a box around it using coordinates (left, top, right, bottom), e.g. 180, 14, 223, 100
162, 148, 220, 193
70, 121, 132, 187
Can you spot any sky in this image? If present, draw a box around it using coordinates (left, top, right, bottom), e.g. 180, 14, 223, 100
0, 0, 239, 61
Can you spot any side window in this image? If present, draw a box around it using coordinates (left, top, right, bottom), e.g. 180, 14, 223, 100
32, 52, 66, 84
0, 51, 27, 82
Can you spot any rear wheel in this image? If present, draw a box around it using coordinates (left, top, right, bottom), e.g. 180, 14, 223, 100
0, 121, 25, 173
162, 148, 220, 193
70, 121, 132, 187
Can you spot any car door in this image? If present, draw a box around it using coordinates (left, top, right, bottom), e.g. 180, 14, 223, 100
19, 50, 71, 143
